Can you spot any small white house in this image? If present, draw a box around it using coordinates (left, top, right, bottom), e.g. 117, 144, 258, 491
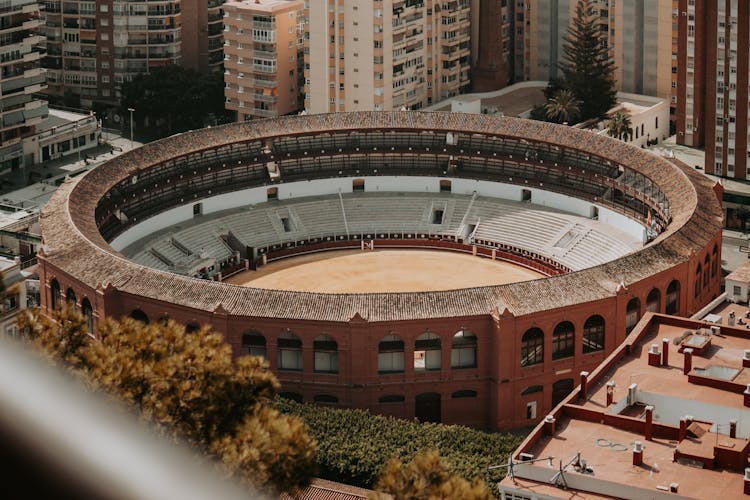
726, 261, 750, 304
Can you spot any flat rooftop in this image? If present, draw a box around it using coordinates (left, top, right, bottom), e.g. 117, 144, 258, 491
224, 0, 301, 13
501, 313, 750, 500
425, 82, 547, 117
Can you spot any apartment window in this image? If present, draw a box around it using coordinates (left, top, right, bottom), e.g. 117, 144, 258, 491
100, 3, 108, 11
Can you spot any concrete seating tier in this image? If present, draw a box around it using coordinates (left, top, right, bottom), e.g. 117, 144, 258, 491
126, 192, 641, 275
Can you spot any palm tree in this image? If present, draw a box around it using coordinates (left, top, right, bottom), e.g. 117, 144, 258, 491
607, 112, 633, 141
545, 89, 582, 125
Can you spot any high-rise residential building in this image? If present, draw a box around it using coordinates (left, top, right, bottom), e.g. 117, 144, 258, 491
1, 0, 48, 172
223, 0, 303, 121
677, 0, 749, 180
514, 1, 674, 104
181, 0, 226, 73
472, 0, 511, 91
610, 0, 673, 99
42, 0, 182, 108
305, 0, 471, 113
513, 0, 571, 83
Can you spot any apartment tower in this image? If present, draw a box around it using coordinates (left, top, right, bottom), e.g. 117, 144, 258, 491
677, 0, 749, 180
305, 0, 471, 113
515, 1, 674, 103
223, 0, 303, 121
181, 0, 225, 73
1, 0, 47, 171
42, 0, 182, 108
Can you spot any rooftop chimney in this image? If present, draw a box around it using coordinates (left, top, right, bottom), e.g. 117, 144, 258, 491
645, 405, 654, 441
683, 348, 693, 375
580, 371, 590, 400
731, 419, 738, 439
744, 384, 750, 408
606, 380, 616, 406
744, 350, 750, 368
648, 344, 661, 367
662, 338, 670, 366
744, 467, 750, 495
679, 416, 689, 441
632, 441, 643, 466
544, 415, 556, 436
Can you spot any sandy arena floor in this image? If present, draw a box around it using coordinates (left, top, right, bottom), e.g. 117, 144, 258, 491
226, 249, 544, 293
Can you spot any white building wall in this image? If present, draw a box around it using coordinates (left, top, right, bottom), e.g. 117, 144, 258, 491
111, 176, 646, 251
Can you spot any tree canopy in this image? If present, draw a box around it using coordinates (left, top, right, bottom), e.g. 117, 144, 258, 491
373, 450, 492, 500
538, 0, 617, 124
545, 89, 582, 124
20, 308, 316, 493
119, 65, 232, 138
558, 0, 617, 121
275, 397, 522, 492
607, 112, 633, 141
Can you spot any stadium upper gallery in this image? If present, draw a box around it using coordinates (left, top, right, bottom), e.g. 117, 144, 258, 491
39, 112, 723, 430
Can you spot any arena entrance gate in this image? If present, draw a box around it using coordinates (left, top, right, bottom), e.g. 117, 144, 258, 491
415, 392, 441, 423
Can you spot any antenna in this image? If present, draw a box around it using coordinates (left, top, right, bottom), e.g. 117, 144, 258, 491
488, 455, 555, 484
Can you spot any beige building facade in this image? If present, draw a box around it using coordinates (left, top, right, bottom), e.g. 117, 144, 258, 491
515, 0, 674, 104
305, 0, 471, 113
223, 0, 303, 121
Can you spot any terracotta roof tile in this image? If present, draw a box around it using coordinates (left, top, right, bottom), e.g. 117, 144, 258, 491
40, 112, 723, 323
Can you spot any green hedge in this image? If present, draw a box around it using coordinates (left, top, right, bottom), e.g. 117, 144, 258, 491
275, 398, 524, 492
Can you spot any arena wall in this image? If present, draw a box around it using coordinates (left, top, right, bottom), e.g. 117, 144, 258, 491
38, 112, 724, 430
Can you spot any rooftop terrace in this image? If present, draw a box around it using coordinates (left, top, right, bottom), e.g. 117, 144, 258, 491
502, 313, 750, 499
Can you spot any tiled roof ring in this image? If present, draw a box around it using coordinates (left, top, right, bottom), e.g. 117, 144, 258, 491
40, 112, 723, 322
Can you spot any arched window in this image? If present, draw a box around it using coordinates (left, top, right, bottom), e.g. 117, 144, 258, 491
552, 378, 575, 407
65, 288, 76, 306
314, 335, 338, 373
378, 334, 405, 374
414, 332, 441, 371
313, 394, 338, 404
583, 315, 605, 353
379, 394, 405, 403
694, 265, 702, 298
242, 331, 266, 359
278, 331, 302, 371
50, 279, 61, 310
185, 322, 200, 334
703, 255, 710, 287
711, 245, 719, 278
451, 390, 477, 399
666, 280, 680, 315
646, 288, 661, 313
626, 298, 640, 334
451, 329, 477, 369
521, 328, 544, 367
130, 309, 149, 324
552, 321, 575, 360
81, 298, 94, 334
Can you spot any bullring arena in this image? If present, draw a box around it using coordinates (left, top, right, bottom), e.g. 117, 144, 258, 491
39, 112, 723, 430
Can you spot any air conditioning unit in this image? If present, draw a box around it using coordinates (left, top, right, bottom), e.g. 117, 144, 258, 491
627, 383, 638, 405
710, 325, 720, 336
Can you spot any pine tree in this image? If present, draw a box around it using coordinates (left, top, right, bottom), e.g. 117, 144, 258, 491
19, 309, 316, 493
559, 0, 617, 121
